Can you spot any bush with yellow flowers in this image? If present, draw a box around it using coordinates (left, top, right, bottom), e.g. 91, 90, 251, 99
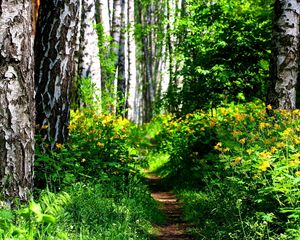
35, 109, 137, 190
152, 100, 300, 239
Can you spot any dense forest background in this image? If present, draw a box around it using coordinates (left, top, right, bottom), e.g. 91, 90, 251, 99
1, 0, 300, 239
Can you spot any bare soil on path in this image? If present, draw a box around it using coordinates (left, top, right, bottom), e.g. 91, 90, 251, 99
147, 173, 194, 240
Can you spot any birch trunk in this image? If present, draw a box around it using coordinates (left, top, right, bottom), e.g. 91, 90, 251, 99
117, 0, 127, 116
0, 0, 34, 200
78, 0, 101, 90
127, 0, 138, 122
97, 0, 111, 35
35, 0, 79, 147
77, 0, 101, 107
268, 0, 300, 110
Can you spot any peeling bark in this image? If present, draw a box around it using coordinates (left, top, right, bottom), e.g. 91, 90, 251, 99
0, 0, 34, 200
35, 0, 79, 147
268, 0, 300, 110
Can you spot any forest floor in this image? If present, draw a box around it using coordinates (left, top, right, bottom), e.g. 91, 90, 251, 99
146, 172, 194, 240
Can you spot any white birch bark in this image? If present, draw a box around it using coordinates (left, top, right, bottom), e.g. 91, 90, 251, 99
268, 0, 300, 110
127, 0, 138, 122
0, 0, 34, 200
98, 0, 111, 35
78, 0, 102, 105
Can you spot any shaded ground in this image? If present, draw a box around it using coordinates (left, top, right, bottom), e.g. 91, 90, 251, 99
147, 174, 194, 240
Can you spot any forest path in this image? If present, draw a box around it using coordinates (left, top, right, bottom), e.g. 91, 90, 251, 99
146, 173, 194, 240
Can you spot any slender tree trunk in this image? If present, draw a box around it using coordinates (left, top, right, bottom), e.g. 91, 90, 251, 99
0, 0, 35, 201
117, 0, 127, 116
127, 0, 138, 122
77, 0, 101, 108
78, 0, 101, 88
97, 0, 111, 35
267, 0, 300, 110
35, 0, 79, 147
111, 0, 122, 64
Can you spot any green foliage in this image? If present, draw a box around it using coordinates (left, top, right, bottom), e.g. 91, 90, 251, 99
95, 23, 118, 114
0, 179, 161, 240
0, 191, 70, 240
5, 108, 163, 239
165, 0, 273, 113
35, 110, 137, 190
148, 101, 300, 239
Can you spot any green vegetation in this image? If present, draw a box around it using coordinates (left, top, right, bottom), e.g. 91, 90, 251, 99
3, 1, 300, 239
1, 111, 162, 240
147, 101, 300, 239
165, 0, 272, 114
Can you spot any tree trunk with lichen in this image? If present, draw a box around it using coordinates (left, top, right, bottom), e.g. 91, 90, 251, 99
0, 0, 35, 201
35, 0, 79, 148
267, 0, 300, 110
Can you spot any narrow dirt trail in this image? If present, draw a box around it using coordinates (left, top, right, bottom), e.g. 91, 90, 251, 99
147, 174, 194, 240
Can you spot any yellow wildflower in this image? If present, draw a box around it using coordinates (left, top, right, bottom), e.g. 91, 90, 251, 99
259, 160, 271, 172
97, 142, 104, 148
246, 149, 254, 155
266, 104, 272, 110
259, 122, 271, 129
214, 142, 222, 151
276, 142, 286, 148
294, 137, 300, 145
210, 119, 217, 128
292, 153, 300, 161
239, 138, 246, 144
223, 147, 230, 153
81, 158, 86, 163
289, 160, 299, 167
41, 125, 49, 129
295, 171, 300, 176
55, 143, 63, 149
283, 128, 293, 138
231, 157, 242, 166
270, 147, 277, 153
259, 151, 272, 159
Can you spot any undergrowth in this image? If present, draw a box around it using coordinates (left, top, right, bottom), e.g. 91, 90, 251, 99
147, 100, 300, 239
0, 109, 162, 240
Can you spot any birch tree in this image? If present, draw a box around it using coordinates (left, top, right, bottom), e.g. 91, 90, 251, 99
35, 0, 79, 147
78, 0, 101, 90
0, 0, 34, 200
127, 0, 139, 122
76, 0, 102, 108
267, 0, 300, 110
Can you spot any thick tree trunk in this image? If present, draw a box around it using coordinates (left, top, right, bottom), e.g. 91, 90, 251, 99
35, 0, 79, 147
267, 0, 300, 110
0, 0, 35, 201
